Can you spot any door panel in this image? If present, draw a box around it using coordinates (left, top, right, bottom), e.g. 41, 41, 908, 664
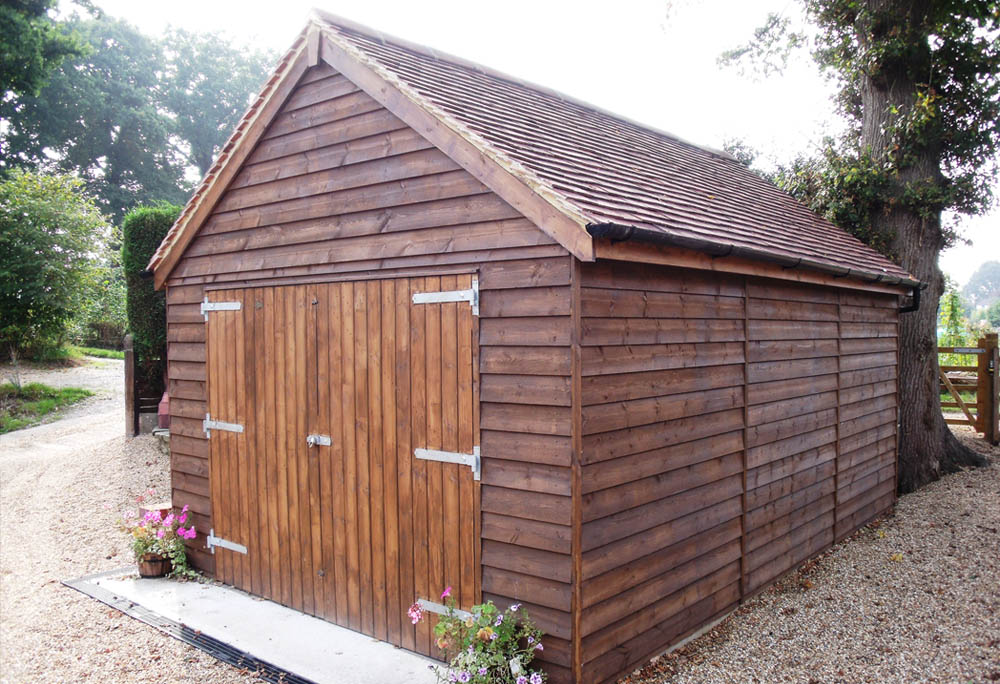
204, 276, 478, 657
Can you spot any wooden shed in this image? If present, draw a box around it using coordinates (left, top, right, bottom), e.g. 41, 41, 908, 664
148, 12, 918, 684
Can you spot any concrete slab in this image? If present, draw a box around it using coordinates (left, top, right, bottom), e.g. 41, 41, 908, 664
80, 572, 437, 684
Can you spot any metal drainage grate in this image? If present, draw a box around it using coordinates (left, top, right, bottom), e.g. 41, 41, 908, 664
63, 569, 316, 684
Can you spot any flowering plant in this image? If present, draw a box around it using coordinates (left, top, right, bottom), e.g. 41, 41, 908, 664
118, 489, 199, 580
409, 587, 546, 684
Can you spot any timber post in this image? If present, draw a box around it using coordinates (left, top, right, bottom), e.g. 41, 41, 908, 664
124, 334, 137, 439
979, 333, 999, 445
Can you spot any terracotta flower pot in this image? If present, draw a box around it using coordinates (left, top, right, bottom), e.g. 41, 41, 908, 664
137, 553, 172, 578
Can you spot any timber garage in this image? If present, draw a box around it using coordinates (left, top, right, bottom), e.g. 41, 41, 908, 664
148, 12, 918, 684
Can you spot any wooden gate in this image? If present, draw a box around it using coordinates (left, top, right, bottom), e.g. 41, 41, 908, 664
938, 332, 999, 445
203, 275, 480, 655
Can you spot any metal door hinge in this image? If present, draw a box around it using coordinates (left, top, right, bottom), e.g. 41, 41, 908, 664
201, 297, 242, 320
206, 529, 248, 555
411, 277, 479, 316
414, 446, 480, 481
416, 598, 472, 620
203, 413, 244, 436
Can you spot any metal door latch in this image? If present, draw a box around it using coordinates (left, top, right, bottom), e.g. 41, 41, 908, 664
306, 434, 332, 447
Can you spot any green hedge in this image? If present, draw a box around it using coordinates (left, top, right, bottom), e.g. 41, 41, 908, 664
121, 204, 181, 398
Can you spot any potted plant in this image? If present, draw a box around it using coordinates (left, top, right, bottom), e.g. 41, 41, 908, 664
409, 587, 547, 684
119, 497, 199, 579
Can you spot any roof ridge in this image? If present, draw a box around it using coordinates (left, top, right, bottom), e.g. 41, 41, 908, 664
308, 8, 737, 163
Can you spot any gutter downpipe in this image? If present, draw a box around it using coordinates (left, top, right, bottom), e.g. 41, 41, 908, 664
586, 222, 922, 313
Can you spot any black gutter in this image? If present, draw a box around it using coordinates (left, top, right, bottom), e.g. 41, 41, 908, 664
899, 284, 924, 313
586, 222, 923, 312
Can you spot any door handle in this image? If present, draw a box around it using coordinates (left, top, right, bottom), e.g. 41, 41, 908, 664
306, 434, 332, 447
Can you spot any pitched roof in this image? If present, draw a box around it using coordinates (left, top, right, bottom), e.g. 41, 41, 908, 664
149, 11, 917, 289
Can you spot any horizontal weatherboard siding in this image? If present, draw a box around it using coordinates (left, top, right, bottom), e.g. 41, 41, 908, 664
576, 262, 899, 684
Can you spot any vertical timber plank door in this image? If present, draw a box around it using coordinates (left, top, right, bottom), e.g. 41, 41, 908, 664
406, 274, 480, 657
205, 277, 479, 658
320, 275, 479, 656
204, 289, 253, 593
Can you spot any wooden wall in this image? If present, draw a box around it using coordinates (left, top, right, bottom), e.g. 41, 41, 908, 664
163, 63, 574, 679
576, 261, 899, 684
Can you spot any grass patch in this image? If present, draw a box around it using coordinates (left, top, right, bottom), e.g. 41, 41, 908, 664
15, 345, 87, 367
940, 390, 976, 414
70, 345, 124, 360
0, 382, 94, 434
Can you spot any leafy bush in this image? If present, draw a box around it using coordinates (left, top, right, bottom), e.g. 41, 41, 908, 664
0, 170, 109, 356
121, 203, 181, 398
410, 588, 546, 684
70, 235, 128, 349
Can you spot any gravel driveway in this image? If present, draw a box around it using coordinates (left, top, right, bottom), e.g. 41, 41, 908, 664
2, 360, 998, 683
0, 359, 255, 684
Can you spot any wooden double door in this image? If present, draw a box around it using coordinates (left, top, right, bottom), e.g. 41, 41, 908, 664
203, 276, 480, 655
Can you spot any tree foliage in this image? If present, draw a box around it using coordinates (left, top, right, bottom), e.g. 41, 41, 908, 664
0, 0, 85, 97
938, 279, 968, 346
160, 27, 277, 178
985, 300, 1000, 329
1, 15, 186, 223
724, 1, 1000, 253
962, 260, 1000, 309
0, 169, 108, 355
69, 224, 127, 348
0, 14, 276, 222
121, 204, 181, 397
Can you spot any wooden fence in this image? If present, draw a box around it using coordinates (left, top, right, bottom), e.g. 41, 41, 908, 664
938, 332, 999, 445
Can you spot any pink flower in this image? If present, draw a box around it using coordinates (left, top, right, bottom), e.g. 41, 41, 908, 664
162, 514, 174, 527
534, 642, 543, 651
441, 586, 451, 600
156, 529, 166, 539
177, 513, 188, 524
185, 527, 197, 539
407, 602, 424, 625
181, 504, 189, 513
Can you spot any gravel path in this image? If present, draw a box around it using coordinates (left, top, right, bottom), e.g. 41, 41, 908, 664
623, 427, 1000, 684
0, 360, 254, 684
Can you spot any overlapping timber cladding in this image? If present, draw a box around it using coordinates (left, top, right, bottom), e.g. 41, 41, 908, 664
147, 11, 918, 684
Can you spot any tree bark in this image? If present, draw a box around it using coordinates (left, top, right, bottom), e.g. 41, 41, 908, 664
859, 0, 987, 493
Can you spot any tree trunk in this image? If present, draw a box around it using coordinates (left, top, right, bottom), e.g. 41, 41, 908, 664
859, 0, 987, 493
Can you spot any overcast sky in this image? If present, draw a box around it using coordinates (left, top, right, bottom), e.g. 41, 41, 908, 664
81, 0, 998, 286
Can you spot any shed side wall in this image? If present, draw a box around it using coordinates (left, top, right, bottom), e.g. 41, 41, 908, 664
164, 63, 574, 680
578, 260, 899, 684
